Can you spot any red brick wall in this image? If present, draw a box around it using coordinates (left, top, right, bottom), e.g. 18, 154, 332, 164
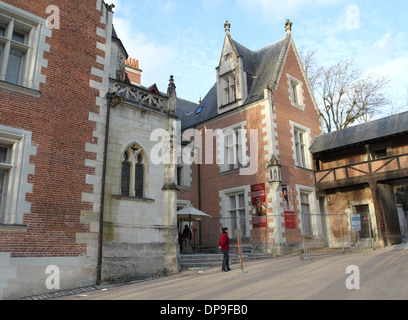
0, 0, 104, 257
273, 42, 321, 189
178, 42, 322, 246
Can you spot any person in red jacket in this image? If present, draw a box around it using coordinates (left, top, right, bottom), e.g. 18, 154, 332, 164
218, 227, 231, 272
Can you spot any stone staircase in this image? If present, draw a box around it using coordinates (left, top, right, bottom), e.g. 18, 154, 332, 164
179, 252, 275, 270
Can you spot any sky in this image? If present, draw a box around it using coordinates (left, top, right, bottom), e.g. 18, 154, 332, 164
110, 0, 408, 114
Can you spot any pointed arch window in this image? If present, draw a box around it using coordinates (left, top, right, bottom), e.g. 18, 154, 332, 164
135, 154, 144, 198
121, 144, 146, 198
121, 151, 131, 196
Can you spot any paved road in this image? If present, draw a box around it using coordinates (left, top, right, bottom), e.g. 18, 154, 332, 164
57, 245, 408, 301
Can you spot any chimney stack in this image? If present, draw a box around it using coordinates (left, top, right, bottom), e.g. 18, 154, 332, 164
125, 57, 142, 86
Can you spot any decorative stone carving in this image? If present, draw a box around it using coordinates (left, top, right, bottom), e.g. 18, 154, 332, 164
224, 20, 231, 33
285, 19, 293, 34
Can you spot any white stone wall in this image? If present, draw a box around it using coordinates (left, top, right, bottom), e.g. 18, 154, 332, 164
102, 102, 178, 281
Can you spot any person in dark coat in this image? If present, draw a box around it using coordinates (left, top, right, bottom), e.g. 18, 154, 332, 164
182, 225, 192, 253
218, 227, 231, 272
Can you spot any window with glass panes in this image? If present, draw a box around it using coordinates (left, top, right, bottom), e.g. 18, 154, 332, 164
294, 128, 307, 168
0, 8, 44, 89
225, 128, 244, 171
228, 193, 247, 237
222, 73, 237, 105
0, 145, 11, 221
120, 145, 145, 198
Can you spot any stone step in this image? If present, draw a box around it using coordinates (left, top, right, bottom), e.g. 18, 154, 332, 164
179, 254, 246, 270
179, 253, 275, 270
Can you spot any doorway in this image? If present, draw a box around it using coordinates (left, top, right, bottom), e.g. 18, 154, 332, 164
355, 205, 372, 241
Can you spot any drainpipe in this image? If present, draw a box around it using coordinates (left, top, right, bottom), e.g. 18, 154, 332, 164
195, 124, 202, 247
96, 92, 123, 286
198, 163, 202, 247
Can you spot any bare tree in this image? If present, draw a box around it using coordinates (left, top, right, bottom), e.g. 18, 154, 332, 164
299, 48, 323, 92
300, 51, 390, 133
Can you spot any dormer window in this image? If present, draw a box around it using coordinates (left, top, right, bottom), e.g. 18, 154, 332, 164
216, 23, 249, 113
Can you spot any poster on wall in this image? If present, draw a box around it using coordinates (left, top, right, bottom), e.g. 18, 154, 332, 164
282, 185, 295, 212
251, 183, 267, 227
351, 214, 362, 231
284, 212, 296, 229
283, 185, 296, 229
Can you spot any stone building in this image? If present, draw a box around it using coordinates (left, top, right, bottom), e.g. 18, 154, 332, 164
0, 0, 178, 299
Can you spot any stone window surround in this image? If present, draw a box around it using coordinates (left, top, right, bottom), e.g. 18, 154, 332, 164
289, 121, 313, 170
119, 143, 148, 200
287, 74, 305, 110
218, 121, 248, 173
0, 2, 51, 95
219, 185, 252, 238
0, 125, 35, 229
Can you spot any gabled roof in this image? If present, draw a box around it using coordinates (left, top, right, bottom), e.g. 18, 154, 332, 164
180, 34, 290, 129
310, 111, 408, 155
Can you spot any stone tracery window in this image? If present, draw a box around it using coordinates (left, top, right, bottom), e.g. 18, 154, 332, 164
121, 144, 145, 198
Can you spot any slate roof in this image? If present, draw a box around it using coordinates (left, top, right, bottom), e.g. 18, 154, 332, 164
176, 97, 199, 123
112, 25, 128, 58
310, 111, 408, 155
179, 35, 289, 130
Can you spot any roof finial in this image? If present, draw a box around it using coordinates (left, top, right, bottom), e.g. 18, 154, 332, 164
224, 20, 231, 33
285, 19, 293, 34
167, 75, 176, 96
105, 3, 115, 12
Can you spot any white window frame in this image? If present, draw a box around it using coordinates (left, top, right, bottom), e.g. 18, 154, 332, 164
219, 186, 251, 238
218, 121, 247, 173
0, 2, 51, 92
290, 121, 312, 170
222, 72, 237, 105
176, 163, 191, 188
0, 126, 35, 226
296, 185, 321, 239
295, 128, 307, 168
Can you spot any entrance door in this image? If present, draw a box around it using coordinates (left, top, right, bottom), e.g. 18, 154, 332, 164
301, 193, 312, 237
355, 205, 372, 240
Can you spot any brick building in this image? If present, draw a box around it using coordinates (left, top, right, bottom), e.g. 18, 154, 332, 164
0, 0, 179, 299
311, 111, 408, 248
177, 21, 323, 255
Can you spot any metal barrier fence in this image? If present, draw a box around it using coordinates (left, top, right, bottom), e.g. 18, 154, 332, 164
179, 213, 374, 258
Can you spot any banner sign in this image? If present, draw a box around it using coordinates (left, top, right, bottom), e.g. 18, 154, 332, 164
284, 212, 296, 229
251, 183, 266, 204
251, 183, 267, 227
